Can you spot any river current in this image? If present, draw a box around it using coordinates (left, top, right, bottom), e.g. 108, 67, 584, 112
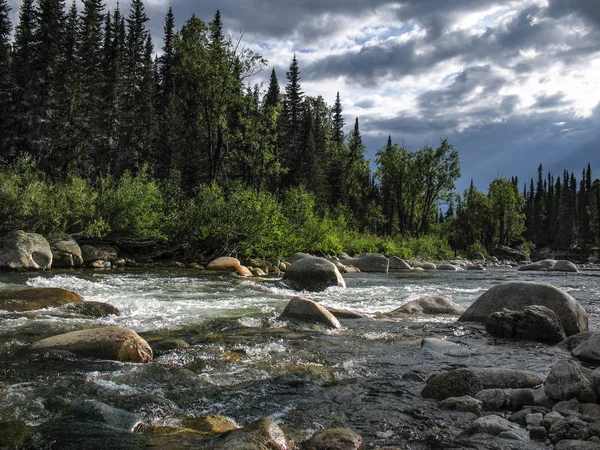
1, 267, 599, 448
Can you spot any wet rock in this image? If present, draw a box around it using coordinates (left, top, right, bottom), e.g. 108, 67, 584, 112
458, 281, 588, 336
476, 389, 510, 411
530, 426, 547, 440
518, 259, 557, 271
150, 338, 190, 355
572, 333, 600, 363
49, 234, 83, 268
81, 244, 117, 266
580, 403, 600, 422
551, 260, 579, 273
71, 400, 141, 432
467, 264, 486, 271
541, 411, 566, 429
0, 230, 52, 270
338, 253, 389, 273
302, 427, 365, 450
553, 399, 582, 416
388, 256, 411, 270
485, 305, 567, 344
384, 296, 465, 316
204, 418, 291, 450
29, 326, 153, 363
559, 332, 599, 351
0, 287, 83, 312
554, 440, 600, 450
526, 413, 544, 427
437, 263, 460, 270
64, 300, 120, 317
545, 360, 597, 403
533, 388, 556, 408
470, 368, 543, 389
282, 257, 346, 291
181, 415, 238, 434
280, 296, 341, 328
461, 414, 518, 436
422, 368, 484, 400
418, 337, 474, 356
510, 389, 535, 410
326, 307, 370, 320
438, 395, 482, 415
206, 257, 252, 277
491, 246, 526, 262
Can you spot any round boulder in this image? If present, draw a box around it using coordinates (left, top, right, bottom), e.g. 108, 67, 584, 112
422, 368, 484, 400
518, 259, 557, 271
0, 230, 52, 270
302, 427, 365, 450
0, 287, 82, 312
280, 296, 341, 328
81, 245, 117, 267
206, 256, 251, 277
49, 234, 83, 268
384, 296, 465, 316
389, 256, 411, 270
337, 253, 389, 273
550, 260, 579, 273
545, 360, 597, 403
29, 326, 153, 363
485, 305, 567, 344
458, 281, 588, 336
437, 263, 460, 271
206, 418, 290, 450
282, 257, 346, 291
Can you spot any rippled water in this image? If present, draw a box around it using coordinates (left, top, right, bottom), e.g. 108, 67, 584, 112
1, 267, 599, 449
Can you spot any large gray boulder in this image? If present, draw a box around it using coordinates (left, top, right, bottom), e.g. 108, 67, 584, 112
29, 326, 153, 362
0, 230, 52, 270
550, 260, 579, 273
338, 253, 389, 273
389, 256, 411, 270
384, 296, 465, 316
81, 244, 117, 267
485, 305, 567, 344
545, 360, 597, 403
572, 333, 600, 364
458, 281, 588, 336
469, 368, 543, 390
518, 259, 557, 271
280, 296, 341, 328
49, 234, 83, 268
283, 257, 346, 291
422, 369, 484, 400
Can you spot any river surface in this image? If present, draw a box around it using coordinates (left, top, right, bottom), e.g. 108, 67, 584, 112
1, 267, 599, 449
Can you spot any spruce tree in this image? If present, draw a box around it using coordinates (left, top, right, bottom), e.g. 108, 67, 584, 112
264, 68, 280, 108
0, 0, 12, 154
332, 91, 344, 145
281, 54, 304, 185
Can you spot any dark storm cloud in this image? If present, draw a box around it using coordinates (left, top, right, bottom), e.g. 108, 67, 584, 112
548, 0, 600, 28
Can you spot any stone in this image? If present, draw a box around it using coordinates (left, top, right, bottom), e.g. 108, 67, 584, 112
422, 368, 484, 400
436, 263, 460, 270
180, 415, 238, 434
533, 388, 556, 408
302, 427, 365, 450
580, 403, 600, 422
282, 257, 346, 291
551, 260, 579, 273
150, 339, 190, 354
572, 334, 600, 363
469, 368, 543, 389
526, 413, 544, 427
541, 411, 566, 429
439, 395, 482, 415
461, 414, 516, 436
384, 296, 465, 316
467, 264, 486, 271
326, 308, 370, 320
510, 389, 535, 410
475, 389, 510, 411
421, 262, 437, 270
554, 440, 600, 450
553, 399, 582, 416
491, 246, 526, 262
204, 418, 291, 450
72, 400, 142, 432
0, 230, 52, 270
529, 426, 547, 440
206, 257, 252, 277
81, 244, 117, 265
485, 305, 567, 344
518, 259, 557, 271
388, 256, 411, 270
458, 281, 588, 336
559, 332, 599, 351
64, 301, 120, 317
0, 287, 83, 312
337, 253, 389, 273
49, 234, 83, 268
280, 296, 341, 328
545, 360, 597, 403
29, 326, 153, 363
418, 338, 474, 357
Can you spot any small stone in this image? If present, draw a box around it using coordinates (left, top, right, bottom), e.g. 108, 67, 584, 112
510, 389, 535, 411
438, 395, 482, 416
529, 426, 547, 440
541, 411, 565, 429
526, 413, 544, 427
302, 427, 365, 450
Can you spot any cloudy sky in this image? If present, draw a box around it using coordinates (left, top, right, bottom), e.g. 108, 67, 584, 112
8, 0, 600, 192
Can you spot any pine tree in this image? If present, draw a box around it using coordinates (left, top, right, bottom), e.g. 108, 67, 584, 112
345, 117, 370, 229
0, 0, 12, 154
281, 54, 304, 185
264, 68, 280, 108
331, 91, 344, 145
533, 163, 546, 245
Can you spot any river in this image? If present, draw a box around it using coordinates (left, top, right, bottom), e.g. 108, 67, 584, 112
1, 267, 599, 449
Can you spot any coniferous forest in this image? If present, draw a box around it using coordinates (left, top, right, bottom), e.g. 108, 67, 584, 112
0, 0, 598, 260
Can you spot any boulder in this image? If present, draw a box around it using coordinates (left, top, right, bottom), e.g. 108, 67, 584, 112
518, 259, 557, 271
572, 333, 600, 363
545, 360, 598, 403
0, 230, 52, 270
0, 287, 82, 312
206, 257, 251, 277
287, 252, 312, 263
475, 389, 510, 411
302, 427, 365, 450
438, 395, 482, 416
551, 260, 579, 273
81, 245, 117, 266
554, 440, 600, 450
384, 296, 465, 316
469, 368, 543, 389
437, 263, 460, 271
422, 368, 484, 400
458, 281, 588, 336
338, 253, 389, 273
467, 264, 486, 271
282, 257, 346, 291
491, 246, 526, 262
64, 301, 120, 317
204, 418, 291, 450
326, 308, 370, 320
485, 305, 567, 344
389, 256, 411, 270
29, 326, 153, 363
181, 415, 238, 434
558, 332, 599, 351
411, 261, 436, 270
418, 337, 474, 357
48, 234, 83, 268
461, 414, 519, 437
280, 296, 341, 329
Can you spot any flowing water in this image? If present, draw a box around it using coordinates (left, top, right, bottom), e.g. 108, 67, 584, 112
1, 267, 599, 449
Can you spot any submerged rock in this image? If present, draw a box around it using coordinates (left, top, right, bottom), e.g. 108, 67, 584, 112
282, 257, 346, 291
302, 427, 365, 450
280, 296, 341, 329
63, 300, 120, 317
181, 415, 238, 434
0, 230, 52, 270
485, 305, 567, 344
0, 287, 83, 312
385, 296, 465, 316
458, 281, 588, 336
29, 326, 153, 363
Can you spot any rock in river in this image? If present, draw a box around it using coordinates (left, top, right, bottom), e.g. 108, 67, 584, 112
29, 326, 153, 362
545, 360, 598, 403
49, 234, 83, 268
0, 287, 83, 312
384, 295, 465, 316
302, 427, 365, 450
337, 253, 389, 273
459, 281, 588, 336
282, 257, 346, 291
280, 296, 341, 329
206, 256, 252, 277
0, 230, 52, 270
486, 305, 567, 344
